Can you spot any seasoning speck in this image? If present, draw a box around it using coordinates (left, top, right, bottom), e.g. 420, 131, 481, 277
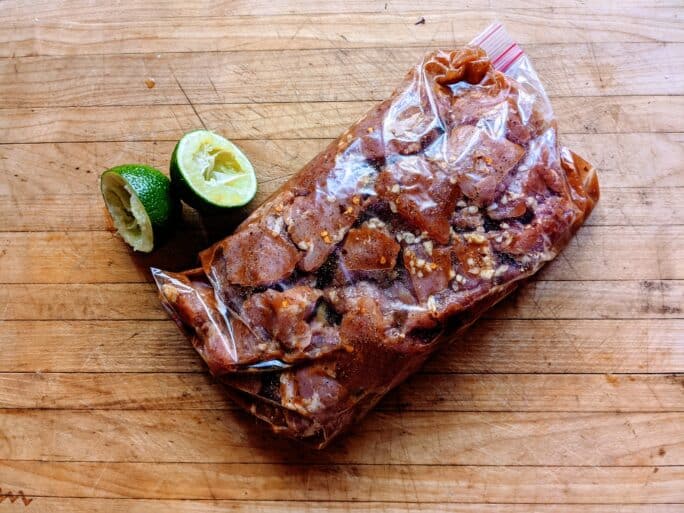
161, 284, 179, 303
414, 16, 426, 25
494, 264, 509, 276
480, 269, 494, 280
465, 233, 486, 244
145, 78, 156, 89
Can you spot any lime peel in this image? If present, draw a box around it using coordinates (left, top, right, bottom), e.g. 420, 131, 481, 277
100, 164, 178, 253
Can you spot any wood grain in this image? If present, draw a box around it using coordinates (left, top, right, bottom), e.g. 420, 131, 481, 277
0, 461, 681, 503
3, 0, 679, 20
4, 9, 684, 58
1, 0, 682, 509
0, 372, 680, 412
1, 319, 681, 374
2, 97, 683, 145
2, 44, 682, 108
15, 501, 684, 513
0, 409, 682, 465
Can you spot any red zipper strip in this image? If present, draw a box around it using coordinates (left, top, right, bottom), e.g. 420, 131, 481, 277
472, 23, 502, 47
471, 23, 525, 74
500, 49, 524, 72
492, 42, 517, 67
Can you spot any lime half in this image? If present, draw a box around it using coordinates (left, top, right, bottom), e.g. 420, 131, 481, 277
170, 130, 257, 211
100, 164, 178, 252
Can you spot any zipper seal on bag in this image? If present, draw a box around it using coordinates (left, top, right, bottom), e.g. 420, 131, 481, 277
470, 22, 524, 73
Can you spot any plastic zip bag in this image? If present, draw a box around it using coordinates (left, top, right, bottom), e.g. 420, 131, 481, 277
152, 23, 599, 448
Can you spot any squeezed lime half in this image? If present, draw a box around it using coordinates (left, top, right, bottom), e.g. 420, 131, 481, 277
100, 164, 178, 252
170, 129, 257, 211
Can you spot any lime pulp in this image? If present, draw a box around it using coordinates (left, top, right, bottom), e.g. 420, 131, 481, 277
170, 130, 257, 211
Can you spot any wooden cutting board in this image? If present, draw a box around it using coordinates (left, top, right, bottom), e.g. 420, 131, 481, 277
0, 1, 682, 511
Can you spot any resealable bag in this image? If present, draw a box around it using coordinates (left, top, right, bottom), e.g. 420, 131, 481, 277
153, 24, 599, 447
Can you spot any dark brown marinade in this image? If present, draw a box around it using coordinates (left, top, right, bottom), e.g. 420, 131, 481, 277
153, 46, 599, 448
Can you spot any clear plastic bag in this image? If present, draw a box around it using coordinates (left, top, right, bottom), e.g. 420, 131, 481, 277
152, 23, 599, 448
